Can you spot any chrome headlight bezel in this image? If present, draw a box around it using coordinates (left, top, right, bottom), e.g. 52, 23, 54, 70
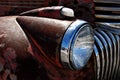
60, 20, 94, 70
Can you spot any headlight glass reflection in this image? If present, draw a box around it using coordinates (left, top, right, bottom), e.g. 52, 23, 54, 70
70, 24, 94, 69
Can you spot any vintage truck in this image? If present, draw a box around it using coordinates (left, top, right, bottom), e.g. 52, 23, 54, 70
0, 0, 120, 80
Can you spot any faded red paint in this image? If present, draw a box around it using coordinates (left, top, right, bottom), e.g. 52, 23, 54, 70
0, 48, 17, 80
0, 57, 5, 71
27, 44, 34, 56
0, 33, 7, 49
0, 34, 7, 39
26, 31, 63, 68
15, 16, 95, 80
20, 6, 65, 19
0, 0, 95, 80
38, 6, 63, 19
0, 69, 10, 80
0, 0, 94, 22
0, 0, 50, 16
3, 48, 17, 71
3, 48, 16, 59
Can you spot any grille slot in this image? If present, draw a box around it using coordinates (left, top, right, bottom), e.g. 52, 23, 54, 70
94, 0, 120, 27
94, 0, 120, 4
94, 29, 120, 80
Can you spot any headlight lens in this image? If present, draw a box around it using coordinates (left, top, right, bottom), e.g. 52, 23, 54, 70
61, 20, 94, 70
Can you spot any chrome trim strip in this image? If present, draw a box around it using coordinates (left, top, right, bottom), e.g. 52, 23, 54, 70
95, 14, 120, 20
95, 7, 120, 12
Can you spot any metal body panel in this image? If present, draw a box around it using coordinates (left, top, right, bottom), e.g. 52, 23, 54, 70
0, 0, 120, 80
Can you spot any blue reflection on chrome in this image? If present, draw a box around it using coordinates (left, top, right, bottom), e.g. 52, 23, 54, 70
61, 20, 94, 70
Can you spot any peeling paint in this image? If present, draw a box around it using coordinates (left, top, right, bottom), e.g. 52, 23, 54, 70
27, 44, 34, 56
0, 62, 3, 72
0, 33, 7, 39
3, 48, 16, 59
0, 43, 5, 48
9, 74, 17, 80
3, 48, 17, 71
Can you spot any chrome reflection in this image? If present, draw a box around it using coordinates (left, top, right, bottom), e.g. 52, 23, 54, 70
61, 20, 94, 70
96, 23, 120, 35
94, 44, 100, 79
94, 28, 120, 80
94, 0, 120, 30
97, 30, 113, 80
94, 35, 105, 80
95, 30, 109, 79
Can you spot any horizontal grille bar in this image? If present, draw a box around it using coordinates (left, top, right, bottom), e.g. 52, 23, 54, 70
95, 7, 120, 12
95, 14, 120, 20
94, 0, 120, 4
94, 0, 120, 29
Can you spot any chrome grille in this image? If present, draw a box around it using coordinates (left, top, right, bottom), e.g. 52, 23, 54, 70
94, 29, 120, 80
94, 0, 120, 28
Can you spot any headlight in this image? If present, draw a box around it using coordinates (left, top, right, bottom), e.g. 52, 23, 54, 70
61, 20, 94, 70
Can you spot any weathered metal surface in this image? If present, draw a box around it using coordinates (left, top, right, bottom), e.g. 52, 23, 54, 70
0, 0, 96, 80
0, 16, 36, 80
20, 6, 64, 18
0, 0, 94, 23
0, 0, 50, 16
0, 16, 95, 80
20, 6, 75, 20
16, 16, 74, 68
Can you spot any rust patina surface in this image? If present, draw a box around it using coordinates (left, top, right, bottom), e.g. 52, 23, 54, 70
0, 0, 94, 22
0, 16, 95, 80
0, 0, 95, 80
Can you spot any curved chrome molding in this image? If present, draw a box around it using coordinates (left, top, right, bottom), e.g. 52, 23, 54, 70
94, 35, 105, 80
60, 20, 94, 70
95, 23, 120, 35
97, 30, 113, 79
96, 22, 120, 29
114, 35, 120, 80
95, 30, 109, 79
94, 44, 101, 79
